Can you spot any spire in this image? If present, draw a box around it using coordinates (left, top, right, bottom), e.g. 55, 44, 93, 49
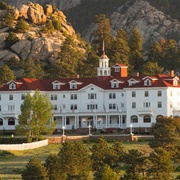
101, 39, 108, 59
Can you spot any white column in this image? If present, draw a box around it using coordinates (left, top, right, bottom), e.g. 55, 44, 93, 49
64, 116, 66, 128
74, 116, 77, 129
106, 115, 108, 128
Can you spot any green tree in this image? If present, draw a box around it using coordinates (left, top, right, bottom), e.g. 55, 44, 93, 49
0, 64, 15, 85
149, 116, 180, 150
42, 20, 54, 33
4, 32, 19, 49
58, 141, 92, 180
147, 147, 174, 180
22, 157, 48, 180
92, 14, 113, 57
129, 26, 144, 72
15, 18, 29, 33
0, 0, 8, 10
142, 62, 164, 76
45, 154, 66, 180
111, 29, 130, 66
94, 164, 118, 180
122, 149, 146, 179
48, 35, 85, 78
52, 17, 61, 30
16, 93, 33, 142
91, 135, 109, 171
23, 58, 44, 79
17, 90, 55, 141
5, 12, 14, 28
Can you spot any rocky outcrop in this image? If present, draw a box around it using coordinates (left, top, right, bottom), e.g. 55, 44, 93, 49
3, 0, 81, 11
0, 2, 81, 64
83, 1, 180, 48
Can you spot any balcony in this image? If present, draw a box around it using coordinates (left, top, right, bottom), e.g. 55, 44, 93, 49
137, 107, 154, 116
173, 107, 180, 112
1, 110, 19, 118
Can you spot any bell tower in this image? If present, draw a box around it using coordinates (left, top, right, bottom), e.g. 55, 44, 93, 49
97, 40, 111, 77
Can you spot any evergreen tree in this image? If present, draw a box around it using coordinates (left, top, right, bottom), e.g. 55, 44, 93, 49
52, 17, 61, 30
94, 164, 118, 180
4, 32, 19, 49
45, 154, 66, 180
22, 157, 48, 180
48, 35, 85, 78
122, 149, 146, 178
15, 18, 29, 33
43, 20, 55, 33
149, 116, 180, 150
142, 62, 164, 76
23, 58, 44, 79
0, 64, 15, 85
91, 135, 109, 171
92, 14, 113, 57
5, 12, 14, 28
111, 29, 130, 67
129, 26, 144, 72
147, 147, 174, 180
58, 141, 92, 180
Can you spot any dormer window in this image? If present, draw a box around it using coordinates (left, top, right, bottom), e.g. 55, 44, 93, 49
70, 83, 77, 89
173, 79, 178, 86
9, 83, 16, 90
128, 78, 139, 86
115, 67, 120, 72
144, 79, 152, 86
111, 82, 119, 88
53, 84, 60, 90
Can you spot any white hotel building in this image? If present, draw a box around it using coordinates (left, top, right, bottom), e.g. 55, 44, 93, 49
0, 52, 180, 133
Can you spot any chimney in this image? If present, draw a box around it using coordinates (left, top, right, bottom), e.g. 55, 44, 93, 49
75, 74, 80, 78
134, 72, 139, 77
170, 70, 174, 77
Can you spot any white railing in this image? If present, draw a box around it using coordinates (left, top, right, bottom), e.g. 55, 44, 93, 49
0, 139, 48, 150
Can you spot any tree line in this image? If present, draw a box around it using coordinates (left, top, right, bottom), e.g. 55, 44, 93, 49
21, 116, 180, 180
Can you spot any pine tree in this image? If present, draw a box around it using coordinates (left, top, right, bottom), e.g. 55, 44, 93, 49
58, 141, 92, 180
45, 154, 66, 180
15, 18, 29, 33
147, 147, 174, 180
22, 157, 48, 180
129, 26, 144, 72
142, 62, 164, 76
91, 135, 109, 171
94, 164, 118, 180
4, 32, 19, 49
0, 64, 15, 85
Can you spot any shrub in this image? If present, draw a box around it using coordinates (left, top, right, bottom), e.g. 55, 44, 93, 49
0, 1, 8, 10
0, 150, 14, 158
4, 32, 19, 49
15, 19, 29, 33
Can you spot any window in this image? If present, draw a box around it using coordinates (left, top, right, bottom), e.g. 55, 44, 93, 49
115, 67, 120, 72
132, 102, 136, 108
0, 118, 3, 125
170, 102, 173, 108
9, 94, 13, 100
0, 105, 1, 111
132, 91, 136, 97
121, 103, 124, 108
143, 115, 151, 123
111, 82, 119, 88
143, 102, 150, 108
70, 83, 77, 89
8, 105, 15, 111
9, 83, 16, 89
62, 104, 66, 109
170, 91, 172, 96
88, 93, 97, 99
131, 115, 138, 123
63, 95, 65, 98
109, 104, 116, 110
8, 118, 15, 125
158, 102, 162, 108
53, 105, 57, 111
0, 95, 1, 100
121, 93, 124, 97
66, 118, 70, 125
157, 91, 162, 97
51, 94, 57, 100
173, 79, 178, 86
21, 94, 25, 100
144, 79, 151, 86
53, 84, 60, 90
109, 93, 116, 99
71, 104, 77, 110
144, 91, 149, 97
87, 104, 98, 110
71, 94, 77, 100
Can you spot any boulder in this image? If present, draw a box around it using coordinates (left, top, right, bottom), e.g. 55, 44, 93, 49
19, 4, 29, 19
45, 4, 53, 16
